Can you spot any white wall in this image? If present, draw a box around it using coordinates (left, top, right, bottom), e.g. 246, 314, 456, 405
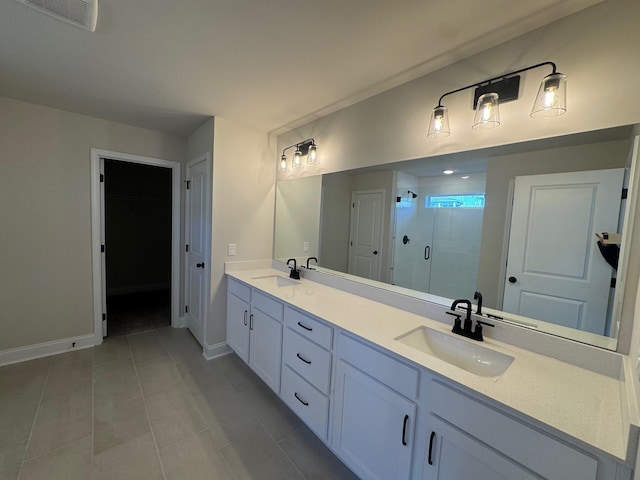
274, 176, 322, 262
207, 118, 275, 347
0, 96, 186, 351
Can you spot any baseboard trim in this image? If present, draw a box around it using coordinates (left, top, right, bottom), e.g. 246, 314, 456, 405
175, 315, 188, 328
203, 341, 232, 360
0, 334, 95, 367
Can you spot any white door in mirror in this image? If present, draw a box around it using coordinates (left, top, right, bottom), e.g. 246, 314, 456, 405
504, 168, 624, 335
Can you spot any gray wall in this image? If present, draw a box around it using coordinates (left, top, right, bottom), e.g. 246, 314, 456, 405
0, 96, 186, 351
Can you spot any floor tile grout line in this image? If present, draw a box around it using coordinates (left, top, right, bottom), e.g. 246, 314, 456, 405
18, 357, 53, 471
129, 329, 169, 480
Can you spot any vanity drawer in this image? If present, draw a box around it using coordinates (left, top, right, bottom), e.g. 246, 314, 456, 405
338, 333, 419, 400
228, 277, 250, 302
281, 365, 329, 439
284, 307, 333, 350
283, 328, 332, 394
252, 290, 283, 321
428, 380, 597, 480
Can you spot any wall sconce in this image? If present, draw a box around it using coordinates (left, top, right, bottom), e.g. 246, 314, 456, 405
280, 139, 319, 171
427, 61, 567, 139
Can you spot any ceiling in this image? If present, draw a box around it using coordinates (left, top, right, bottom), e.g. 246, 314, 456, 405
0, 0, 602, 137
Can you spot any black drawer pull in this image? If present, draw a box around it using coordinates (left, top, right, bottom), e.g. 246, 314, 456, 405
402, 415, 409, 446
249, 313, 254, 330
294, 392, 309, 406
243, 310, 248, 326
297, 322, 313, 331
428, 431, 436, 465
296, 353, 311, 364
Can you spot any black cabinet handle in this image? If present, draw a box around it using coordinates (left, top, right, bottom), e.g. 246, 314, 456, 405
297, 322, 313, 331
428, 431, 436, 465
249, 314, 254, 330
424, 245, 431, 260
402, 415, 409, 446
294, 392, 309, 406
296, 353, 311, 364
243, 310, 248, 326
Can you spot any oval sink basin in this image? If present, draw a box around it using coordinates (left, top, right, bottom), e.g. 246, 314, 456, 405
395, 326, 514, 378
251, 274, 299, 287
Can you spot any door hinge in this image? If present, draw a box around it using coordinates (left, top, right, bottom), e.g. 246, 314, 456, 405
99, 174, 104, 183
185, 180, 191, 190
102, 313, 106, 321
622, 188, 628, 200
101, 244, 105, 253
611, 278, 617, 288
352, 203, 355, 208
185, 305, 189, 313
350, 241, 353, 246
185, 244, 189, 252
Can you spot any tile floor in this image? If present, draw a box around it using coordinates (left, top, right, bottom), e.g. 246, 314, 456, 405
0, 328, 359, 480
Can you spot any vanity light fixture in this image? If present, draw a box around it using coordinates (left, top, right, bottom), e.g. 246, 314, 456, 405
280, 139, 318, 171
443, 169, 455, 175
427, 61, 567, 139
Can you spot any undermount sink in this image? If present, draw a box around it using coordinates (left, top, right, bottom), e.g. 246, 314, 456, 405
395, 326, 514, 378
251, 274, 299, 287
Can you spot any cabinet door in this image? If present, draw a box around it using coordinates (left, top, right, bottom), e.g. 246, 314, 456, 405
332, 360, 415, 480
424, 416, 539, 480
248, 307, 283, 393
226, 293, 250, 363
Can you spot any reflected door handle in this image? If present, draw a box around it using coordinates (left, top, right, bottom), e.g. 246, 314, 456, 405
373, 250, 378, 255
508, 276, 517, 283
424, 245, 431, 260
196, 262, 205, 268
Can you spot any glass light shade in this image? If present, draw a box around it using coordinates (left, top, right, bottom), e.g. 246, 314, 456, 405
427, 106, 450, 139
307, 144, 318, 164
292, 149, 302, 168
280, 154, 288, 171
472, 93, 500, 129
531, 73, 567, 117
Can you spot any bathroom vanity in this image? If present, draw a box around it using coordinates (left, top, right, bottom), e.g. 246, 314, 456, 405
226, 266, 638, 480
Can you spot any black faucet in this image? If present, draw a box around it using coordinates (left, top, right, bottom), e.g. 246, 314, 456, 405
287, 258, 300, 280
473, 291, 483, 315
448, 298, 494, 341
306, 257, 318, 270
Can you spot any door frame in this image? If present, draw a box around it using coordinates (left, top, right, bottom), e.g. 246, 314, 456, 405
90, 148, 181, 345
184, 153, 212, 346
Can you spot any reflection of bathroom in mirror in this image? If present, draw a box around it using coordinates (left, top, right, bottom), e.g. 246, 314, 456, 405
274, 125, 638, 349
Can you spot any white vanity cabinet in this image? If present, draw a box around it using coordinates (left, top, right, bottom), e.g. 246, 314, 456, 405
331, 333, 420, 480
226, 278, 283, 393
422, 379, 602, 480
280, 307, 334, 439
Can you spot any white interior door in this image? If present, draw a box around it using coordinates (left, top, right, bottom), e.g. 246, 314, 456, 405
348, 190, 384, 280
503, 168, 624, 334
184, 155, 211, 346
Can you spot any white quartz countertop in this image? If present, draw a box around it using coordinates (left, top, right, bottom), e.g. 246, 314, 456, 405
227, 268, 634, 462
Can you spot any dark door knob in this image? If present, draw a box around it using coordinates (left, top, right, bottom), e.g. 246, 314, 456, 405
373, 251, 378, 255
196, 262, 205, 268
508, 276, 517, 283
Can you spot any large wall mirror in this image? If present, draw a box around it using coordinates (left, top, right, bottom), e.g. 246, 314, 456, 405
274, 125, 639, 350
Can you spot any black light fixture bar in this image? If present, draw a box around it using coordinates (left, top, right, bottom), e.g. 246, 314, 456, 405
281, 138, 316, 157
436, 61, 559, 110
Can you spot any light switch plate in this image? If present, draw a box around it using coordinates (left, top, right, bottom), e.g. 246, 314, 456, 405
228, 243, 236, 256
303, 241, 309, 252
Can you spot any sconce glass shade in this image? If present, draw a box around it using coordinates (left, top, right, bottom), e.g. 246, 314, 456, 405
307, 144, 318, 164
531, 73, 567, 117
292, 148, 302, 168
472, 93, 500, 129
427, 106, 450, 139
280, 154, 288, 171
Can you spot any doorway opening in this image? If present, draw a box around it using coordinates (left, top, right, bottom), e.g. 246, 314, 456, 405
90, 148, 181, 346
104, 159, 172, 337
